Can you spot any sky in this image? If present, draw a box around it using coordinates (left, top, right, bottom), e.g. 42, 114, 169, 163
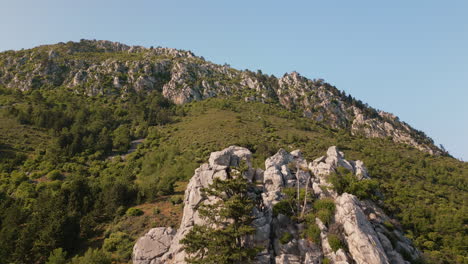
1, 0, 467, 160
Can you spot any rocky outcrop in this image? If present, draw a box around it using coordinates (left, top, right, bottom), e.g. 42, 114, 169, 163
351, 107, 436, 154
335, 194, 389, 264
133, 146, 420, 264
0, 40, 440, 155
133, 227, 177, 264
133, 146, 255, 264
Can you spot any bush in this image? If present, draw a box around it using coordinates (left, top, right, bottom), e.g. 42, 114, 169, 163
304, 223, 321, 244
273, 200, 294, 217
279, 232, 293, 244
46, 248, 67, 264
323, 257, 331, 264
170, 195, 183, 205
103, 231, 133, 260
316, 209, 333, 226
313, 198, 335, 212
328, 167, 378, 200
47, 170, 62, 180
125, 207, 143, 216
328, 234, 344, 252
69, 248, 111, 264
303, 212, 316, 224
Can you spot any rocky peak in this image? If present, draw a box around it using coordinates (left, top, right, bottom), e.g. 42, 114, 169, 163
133, 146, 420, 264
0, 40, 441, 155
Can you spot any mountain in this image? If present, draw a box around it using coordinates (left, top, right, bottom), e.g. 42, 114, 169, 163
0, 40, 465, 264
0, 39, 440, 154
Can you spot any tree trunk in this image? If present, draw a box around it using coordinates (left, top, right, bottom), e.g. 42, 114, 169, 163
300, 172, 312, 219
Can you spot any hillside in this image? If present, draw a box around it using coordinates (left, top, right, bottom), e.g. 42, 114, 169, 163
0, 39, 441, 154
0, 40, 466, 264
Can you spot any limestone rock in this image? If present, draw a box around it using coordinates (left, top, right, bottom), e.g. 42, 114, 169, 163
132, 146, 421, 264
140, 146, 254, 264
334, 193, 389, 264
354, 160, 369, 179
208, 145, 252, 167
133, 227, 176, 264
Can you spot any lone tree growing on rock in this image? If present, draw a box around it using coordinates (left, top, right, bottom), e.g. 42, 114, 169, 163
181, 167, 261, 264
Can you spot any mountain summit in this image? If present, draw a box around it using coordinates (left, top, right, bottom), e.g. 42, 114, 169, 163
0, 39, 440, 155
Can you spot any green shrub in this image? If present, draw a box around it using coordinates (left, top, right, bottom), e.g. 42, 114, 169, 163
316, 209, 333, 226
47, 170, 61, 180
303, 212, 316, 224
170, 195, 183, 205
125, 207, 143, 216
304, 223, 321, 244
323, 257, 331, 264
273, 200, 294, 217
116, 206, 126, 216
328, 167, 378, 200
69, 248, 111, 264
328, 234, 344, 252
279, 232, 293, 244
102, 231, 133, 260
46, 248, 67, 264
313, 198, 335, 212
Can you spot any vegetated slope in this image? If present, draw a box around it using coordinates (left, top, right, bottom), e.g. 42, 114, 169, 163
0, 40, 465, 263
138, 98, 467, 263
0, 39, 441, 154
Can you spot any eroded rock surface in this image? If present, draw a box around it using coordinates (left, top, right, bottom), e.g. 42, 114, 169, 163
133, 227, 176, 264
133, 146, 420, 264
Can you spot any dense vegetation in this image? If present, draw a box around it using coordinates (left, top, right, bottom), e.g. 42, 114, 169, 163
181, 167, 261, 263
0, 86, 466, 263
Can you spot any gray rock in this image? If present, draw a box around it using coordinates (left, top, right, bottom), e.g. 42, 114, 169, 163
265, 148, 294, 169
132, 227, 176, 264
335, 193, 390, 264
208, 145, 252, 167
354, 160, 369, 179
132, 146, 421, 264
275, 253, 301, 264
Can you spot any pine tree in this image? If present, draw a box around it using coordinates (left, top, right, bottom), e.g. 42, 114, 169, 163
181, 167, 261, 264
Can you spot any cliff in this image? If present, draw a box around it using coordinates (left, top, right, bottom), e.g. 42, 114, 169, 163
133, 146, 420, 264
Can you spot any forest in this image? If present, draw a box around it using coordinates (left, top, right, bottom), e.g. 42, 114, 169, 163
0, 84, 466, 263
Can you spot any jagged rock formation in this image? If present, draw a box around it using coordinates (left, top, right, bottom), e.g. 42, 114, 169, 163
0, 40, 440, 154
133, 146, 420, 264
133, 227, 177, 264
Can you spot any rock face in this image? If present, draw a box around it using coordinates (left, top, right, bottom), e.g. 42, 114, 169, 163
0, 39, 440, 154
133, 227, 177, 264
133, 146, 254, 264
335, 194, 389, 264
133, 146, 420, 264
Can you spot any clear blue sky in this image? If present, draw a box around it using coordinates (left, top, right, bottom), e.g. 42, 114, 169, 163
1, 0, 467, 160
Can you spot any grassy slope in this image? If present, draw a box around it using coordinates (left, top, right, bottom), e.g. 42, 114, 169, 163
0, 96, 466, 263
135, 98, 467, 262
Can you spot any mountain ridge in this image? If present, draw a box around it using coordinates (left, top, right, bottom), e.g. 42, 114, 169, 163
0, 40, 465, 264
0, 39, 442, 156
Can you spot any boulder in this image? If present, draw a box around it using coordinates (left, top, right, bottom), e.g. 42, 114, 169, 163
208, 145, 252, 167
132, 227, 176, 264
334, 193, 389, 264
354, 160, 369, 179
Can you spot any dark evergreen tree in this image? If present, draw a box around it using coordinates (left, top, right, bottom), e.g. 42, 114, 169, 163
181, 168, 261, 264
